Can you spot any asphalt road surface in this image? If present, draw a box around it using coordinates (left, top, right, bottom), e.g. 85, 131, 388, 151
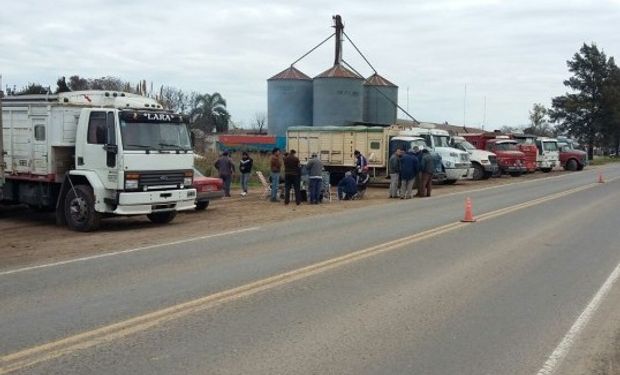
2, 165, 620, 375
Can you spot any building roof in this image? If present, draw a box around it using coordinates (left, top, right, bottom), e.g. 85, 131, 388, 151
364, 73, 397, 87
314, 64, 362, 79
268, 66, 311, 81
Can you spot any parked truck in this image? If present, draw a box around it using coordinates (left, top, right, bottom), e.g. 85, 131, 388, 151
0, 87, 4, 202
461, 133, 527, 176
534, 137, 560, 172
508, 133, 538, 173
450, 136, 498, 180
286, 125, 445, 184
557, 136, 587, 171
1, 91, 196, 231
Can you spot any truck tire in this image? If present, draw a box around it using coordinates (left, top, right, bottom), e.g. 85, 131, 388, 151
472, 164, 485, 180
565, 159, 578, 171
64, 185, 101, 232
147, 211, 177, 224
195, 201, 209, 211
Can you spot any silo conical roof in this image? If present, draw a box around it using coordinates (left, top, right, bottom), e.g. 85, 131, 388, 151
364, 73, 397, 87
268, 66, 311, 81
315, 64, 362, 79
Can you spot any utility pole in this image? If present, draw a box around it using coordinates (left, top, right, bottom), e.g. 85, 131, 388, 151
463, 84, 467, 127
407, 86, 410, 113
0, 74, 4, 200
482, 96, 487, 131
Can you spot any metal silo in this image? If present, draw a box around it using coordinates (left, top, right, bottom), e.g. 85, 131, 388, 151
312, 64, 364, 126
267, 66, 313, 137
364, 73, 398, 125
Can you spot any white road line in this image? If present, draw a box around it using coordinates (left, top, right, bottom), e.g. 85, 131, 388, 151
536, 261, 620, 375
0, 227, 260, 277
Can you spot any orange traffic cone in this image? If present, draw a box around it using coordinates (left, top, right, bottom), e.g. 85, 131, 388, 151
598, 171, 605, 183
461, 197, 477, 222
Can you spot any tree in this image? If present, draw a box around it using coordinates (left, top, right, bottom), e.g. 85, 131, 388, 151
55, 77, 71, 93
158, 86, 189, 114
600, 64, 620, 154
67, 75, 89, 91
16, 83, 49, 95
190, 92, 230, 133
252, 112, 267, 134
551, 43, 618, 159
525, 103, 552, 136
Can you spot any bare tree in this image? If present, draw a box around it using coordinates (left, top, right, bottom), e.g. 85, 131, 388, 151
252, 112, 267, 134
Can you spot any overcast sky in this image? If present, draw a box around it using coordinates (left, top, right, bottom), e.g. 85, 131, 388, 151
1, 0, 619, 129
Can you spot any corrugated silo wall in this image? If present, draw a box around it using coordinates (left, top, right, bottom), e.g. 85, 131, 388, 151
267, 79, 313, 137
364, 85, 398, 124
313, 77, 364, 126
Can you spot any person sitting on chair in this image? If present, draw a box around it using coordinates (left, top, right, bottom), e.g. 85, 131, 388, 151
337, 171, 358, 200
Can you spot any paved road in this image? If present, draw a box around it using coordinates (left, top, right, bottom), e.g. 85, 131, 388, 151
1, 165, 620, 374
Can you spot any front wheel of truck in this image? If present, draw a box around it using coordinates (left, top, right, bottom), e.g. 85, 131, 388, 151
64, 185, 101, 232
147, 211, 177, 224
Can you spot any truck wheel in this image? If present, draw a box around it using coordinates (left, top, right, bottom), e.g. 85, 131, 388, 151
541, 168, 552, 173
195, 201, 209, 211
147, 211, 177, 224
472, 164, 485, 180
565, 159, 578, 171
64, 185, 101, 232
509, 172, 522, 177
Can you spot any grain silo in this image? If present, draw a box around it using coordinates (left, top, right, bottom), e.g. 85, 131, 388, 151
363, 73, 398, 124
312, 64, 364, 126
267, 66, 313, 136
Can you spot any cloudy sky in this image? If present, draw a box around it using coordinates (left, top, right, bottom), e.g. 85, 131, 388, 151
1, 0, 619, 129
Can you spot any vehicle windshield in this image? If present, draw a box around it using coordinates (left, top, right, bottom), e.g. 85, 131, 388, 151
432, 135, 451, 147
542, 141, 558, 152
410, 139, 428, 150
514, 138, 535, 144
455, 140, 476, 151
120, 121, 192, 151
495, 142, 518, 151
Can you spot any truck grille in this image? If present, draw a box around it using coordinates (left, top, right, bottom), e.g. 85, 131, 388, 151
488, 155, 497, 165
139, 170, 186, 189
460, 154, 469, 162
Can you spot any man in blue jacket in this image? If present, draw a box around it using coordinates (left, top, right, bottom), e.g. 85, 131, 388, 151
399, 149, 419, 199
337, 171, 358, 200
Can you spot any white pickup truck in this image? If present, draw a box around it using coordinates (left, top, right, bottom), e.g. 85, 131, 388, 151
1, 90, 196, 231
451, 136, 498, 180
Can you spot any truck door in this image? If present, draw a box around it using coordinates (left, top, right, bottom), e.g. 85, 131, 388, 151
31, 117, 48, 175
79, 110, 118, 189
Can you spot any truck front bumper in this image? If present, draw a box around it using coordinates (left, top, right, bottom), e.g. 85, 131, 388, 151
113, 189, 196, 215
500, 166, 527, 174
445, 167, 469, 180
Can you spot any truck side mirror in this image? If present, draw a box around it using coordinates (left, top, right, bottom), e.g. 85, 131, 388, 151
190, 132, 196, 148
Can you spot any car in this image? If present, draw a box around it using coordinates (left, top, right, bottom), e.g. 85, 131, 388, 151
192, 168, 224, 210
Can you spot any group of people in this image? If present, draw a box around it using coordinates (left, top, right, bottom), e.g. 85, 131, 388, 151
213, 151, 254, 197
388, 147, 435, 199
269, 148, 325, 205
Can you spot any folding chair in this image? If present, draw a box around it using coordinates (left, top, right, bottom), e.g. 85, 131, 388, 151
255, 171, 272, 200
320, 171, 333, 203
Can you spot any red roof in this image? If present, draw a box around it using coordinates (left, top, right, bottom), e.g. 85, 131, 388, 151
268, 66, 311, 81
364, 73, 397, 87
315, 64, 362, 79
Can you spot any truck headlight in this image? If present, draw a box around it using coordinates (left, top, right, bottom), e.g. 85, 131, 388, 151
125, 172, 140, 190
184, 171, 193, 187
481, 159, 489, 164
444, 161, 453, 168
449, 152, 458, 157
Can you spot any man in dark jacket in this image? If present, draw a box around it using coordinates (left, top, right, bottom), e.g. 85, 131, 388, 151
419, 149, 434, 197
388, 148, 402, 198
337, 171, 358, 200
239, 152, 253, 197
398, 149, 419, 199
214, 151, 235, 197
269, 148, 281, 202
283, 149, 301, 205
305, 153, 323, 204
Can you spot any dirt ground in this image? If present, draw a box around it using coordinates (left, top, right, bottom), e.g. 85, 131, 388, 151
0, 170, 572, 269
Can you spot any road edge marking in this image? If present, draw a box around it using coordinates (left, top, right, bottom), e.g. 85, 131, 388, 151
0, 227, 260, 277
535, 261, 620, 375
1, 178, 616, 374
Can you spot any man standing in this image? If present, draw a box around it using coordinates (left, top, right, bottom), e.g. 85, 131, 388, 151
354, 150, 368, 174
398, 149, 419, 199
388, 148, 402, 198
239, 151, 253, 197
337, 171, 358, 200
283, 149, 301, 205
214, 151, 235, 197
419, 149, 434, 197
306, 153, 323, 204
270, 148, 282, 202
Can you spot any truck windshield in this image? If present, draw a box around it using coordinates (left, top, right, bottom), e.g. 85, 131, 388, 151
542, 142, 558, 152
455, 140, 476, 151
432, 135, 450, 147
120, 121, 191, 151
495, 142, 518, 151
411, 139, 427, 149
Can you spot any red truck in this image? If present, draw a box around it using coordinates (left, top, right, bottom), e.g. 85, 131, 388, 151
461, 133, 527, 176
557, 136, 587, 171
509, 134, 538, 173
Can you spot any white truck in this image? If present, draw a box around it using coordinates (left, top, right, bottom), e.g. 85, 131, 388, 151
1, 90, 196, 231
535, 137, 560, 173
403, 127, 471, 184
450, 136, 498, 180
286, 125, 445, 184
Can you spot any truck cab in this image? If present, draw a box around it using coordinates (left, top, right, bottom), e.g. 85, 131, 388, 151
450, 136, 498, 180
403, 128, 470, 184
509, 134, 538, 173
2, 91, 196, 231
534, 137, 560, 172
556, 136, 587, 171
461, 134, 527, 177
